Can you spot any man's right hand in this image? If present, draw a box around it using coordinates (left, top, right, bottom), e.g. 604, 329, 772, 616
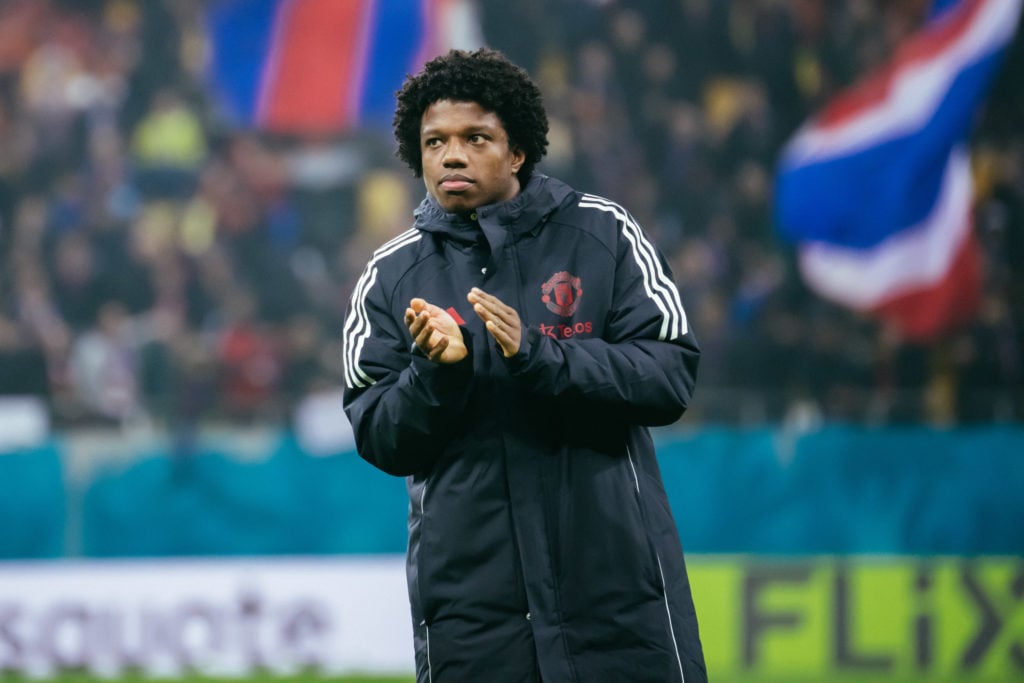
405, 298, 468, 364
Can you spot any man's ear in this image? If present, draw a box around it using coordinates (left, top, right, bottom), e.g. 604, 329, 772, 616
510, 147, 526, 174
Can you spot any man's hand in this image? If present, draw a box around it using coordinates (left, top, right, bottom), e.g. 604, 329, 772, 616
468, 287, 522, 358
405, 298, 468, 363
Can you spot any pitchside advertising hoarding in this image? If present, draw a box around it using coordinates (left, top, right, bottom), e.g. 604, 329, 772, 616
0, 557, 414, 678
0, 555, 1020, 679
696, 556, 1024, 679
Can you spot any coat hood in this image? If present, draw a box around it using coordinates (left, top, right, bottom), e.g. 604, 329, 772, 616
412, 174, 576, 266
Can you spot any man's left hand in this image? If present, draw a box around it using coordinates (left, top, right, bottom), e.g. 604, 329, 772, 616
468, 287, 522, 358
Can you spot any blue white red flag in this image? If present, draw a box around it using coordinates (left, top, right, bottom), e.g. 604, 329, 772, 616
775, 0, 1022, 340
205, 0, 481, 134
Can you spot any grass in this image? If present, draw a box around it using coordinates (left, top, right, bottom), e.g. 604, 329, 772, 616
0, 673, 1000, 683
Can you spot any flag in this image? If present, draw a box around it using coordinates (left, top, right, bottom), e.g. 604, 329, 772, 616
775, 0, 1022, 341
205, 0, 482, 135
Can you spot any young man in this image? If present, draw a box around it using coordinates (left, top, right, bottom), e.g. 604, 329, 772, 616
343, 48, 706, 682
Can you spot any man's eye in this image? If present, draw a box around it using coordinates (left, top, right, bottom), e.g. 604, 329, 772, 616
424, 138, 441, 148
469, 134, 486, 143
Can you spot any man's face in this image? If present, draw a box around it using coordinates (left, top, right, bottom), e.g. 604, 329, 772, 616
420, 99, 525, 215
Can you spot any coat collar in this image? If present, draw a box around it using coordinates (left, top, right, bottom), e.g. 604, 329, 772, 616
413, 174, 575, 254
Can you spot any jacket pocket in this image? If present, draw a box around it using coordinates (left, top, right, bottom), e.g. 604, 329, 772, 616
555, 445, 663, 617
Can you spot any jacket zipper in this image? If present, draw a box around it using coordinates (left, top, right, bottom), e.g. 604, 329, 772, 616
508, 237, 583, 681
508, 239, 533, 330
626, 445, 686, 682
505, 239, 535, 625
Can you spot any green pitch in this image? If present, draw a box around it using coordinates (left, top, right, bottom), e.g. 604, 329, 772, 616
0, 674, 997, 683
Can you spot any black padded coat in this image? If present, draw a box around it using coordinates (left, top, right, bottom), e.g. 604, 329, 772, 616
343, 174, 706, 682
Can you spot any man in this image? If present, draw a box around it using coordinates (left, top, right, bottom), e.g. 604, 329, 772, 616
343, 48, 706, 682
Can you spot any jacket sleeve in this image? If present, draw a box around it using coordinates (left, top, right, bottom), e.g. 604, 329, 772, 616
342, 273, 474, 476
505, 216, 699, 426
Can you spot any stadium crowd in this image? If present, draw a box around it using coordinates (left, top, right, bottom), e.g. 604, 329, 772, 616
0, 0, 1021, 430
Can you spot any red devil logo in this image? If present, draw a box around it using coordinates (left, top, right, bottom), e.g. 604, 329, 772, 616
541, 271, 583, 317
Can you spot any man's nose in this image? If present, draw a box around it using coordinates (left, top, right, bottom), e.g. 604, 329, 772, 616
442, 140, 467, 166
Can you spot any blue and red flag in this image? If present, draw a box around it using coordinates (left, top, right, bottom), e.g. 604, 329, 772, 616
774, 0, 1021, 341
205, 0, 480, 134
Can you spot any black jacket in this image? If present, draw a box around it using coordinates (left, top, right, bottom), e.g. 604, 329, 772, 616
343, 175, 706, 682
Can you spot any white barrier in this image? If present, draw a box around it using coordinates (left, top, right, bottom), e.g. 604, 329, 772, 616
0, 396, 49, 451
0, 556, 414, 678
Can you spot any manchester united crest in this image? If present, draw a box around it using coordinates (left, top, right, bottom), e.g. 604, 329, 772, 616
541, 271, 583, 317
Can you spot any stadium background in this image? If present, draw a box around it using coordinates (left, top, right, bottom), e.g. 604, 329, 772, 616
0, 0, 1022, 681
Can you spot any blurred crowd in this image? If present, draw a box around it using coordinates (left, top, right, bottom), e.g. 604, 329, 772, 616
0, 0, 1021, 431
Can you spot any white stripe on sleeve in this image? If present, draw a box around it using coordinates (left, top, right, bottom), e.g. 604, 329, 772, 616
578, 195, 688, 339
343, 230, 422, 389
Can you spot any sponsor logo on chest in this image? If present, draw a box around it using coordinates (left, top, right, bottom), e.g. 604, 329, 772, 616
541, 271, 582, 316
538, 270, 593, 339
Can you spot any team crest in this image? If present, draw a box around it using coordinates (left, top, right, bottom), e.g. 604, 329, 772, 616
541, 271, 583, 317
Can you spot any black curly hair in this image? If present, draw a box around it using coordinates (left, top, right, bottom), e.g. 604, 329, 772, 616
393, 48, 549, 185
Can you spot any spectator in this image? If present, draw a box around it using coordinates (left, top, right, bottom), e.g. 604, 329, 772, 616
0, 0, 1018, 427
0, 313, 50, 397
67, 300, 140, 425
213, 288, 282, 422
130, 86, 206, 199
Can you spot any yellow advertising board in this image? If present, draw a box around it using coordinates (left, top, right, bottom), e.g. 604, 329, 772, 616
689, 556, 1024, 681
